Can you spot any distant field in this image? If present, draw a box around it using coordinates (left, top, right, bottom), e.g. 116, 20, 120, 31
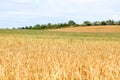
0, 28, 120, 80
0, 29, 120, 41
50, 25, 120, 33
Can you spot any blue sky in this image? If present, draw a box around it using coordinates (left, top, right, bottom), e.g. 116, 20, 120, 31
0, 0, 120, 28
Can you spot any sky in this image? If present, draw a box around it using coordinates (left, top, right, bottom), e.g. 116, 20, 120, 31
0, 0, 120, 28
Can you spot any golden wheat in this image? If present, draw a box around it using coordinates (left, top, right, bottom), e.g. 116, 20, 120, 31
50, 26, 120, 33
0, 36, 120, 80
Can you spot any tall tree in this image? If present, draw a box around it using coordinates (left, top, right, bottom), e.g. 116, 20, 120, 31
93, 21, 101, 26
101, 21, 107, 25
68, 20, 76, 26
83, 21, 91, 26
106, 20, 115, 25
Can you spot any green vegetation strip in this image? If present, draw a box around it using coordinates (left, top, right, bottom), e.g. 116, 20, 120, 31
0, 29, 120, 41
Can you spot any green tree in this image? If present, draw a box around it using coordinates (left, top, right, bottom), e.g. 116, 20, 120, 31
106, 20, 115, 25
46, 23, 52, 29
29, 26, 32, 29
101, 21, 107, 25
33, 24, 41, 29
116, 21, 120, 25
12, 27, 15, 29
25, 26, 29, 29
83, 21, 91, 26
93, 21, 101, 26
21, 27, 25, 29
68, 20, 76, 26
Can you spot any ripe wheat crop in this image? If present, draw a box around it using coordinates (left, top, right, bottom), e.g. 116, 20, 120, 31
0, 36, 120, 80
51, 26, 120, 33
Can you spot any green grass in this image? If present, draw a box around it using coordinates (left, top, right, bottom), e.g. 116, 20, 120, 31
0, 29, 120, 41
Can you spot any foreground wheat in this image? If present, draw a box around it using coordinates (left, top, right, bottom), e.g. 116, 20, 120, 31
0, 36, 120, 80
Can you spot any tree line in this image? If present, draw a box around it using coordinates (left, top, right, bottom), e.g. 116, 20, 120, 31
17, 20, 120, 30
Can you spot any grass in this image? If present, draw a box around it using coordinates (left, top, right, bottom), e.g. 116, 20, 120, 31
0, 29, 120, 80
0, 29, 120, 41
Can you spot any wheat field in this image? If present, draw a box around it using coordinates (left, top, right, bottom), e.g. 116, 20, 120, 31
51, 26, 120, 33
0, 35, 120, 80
